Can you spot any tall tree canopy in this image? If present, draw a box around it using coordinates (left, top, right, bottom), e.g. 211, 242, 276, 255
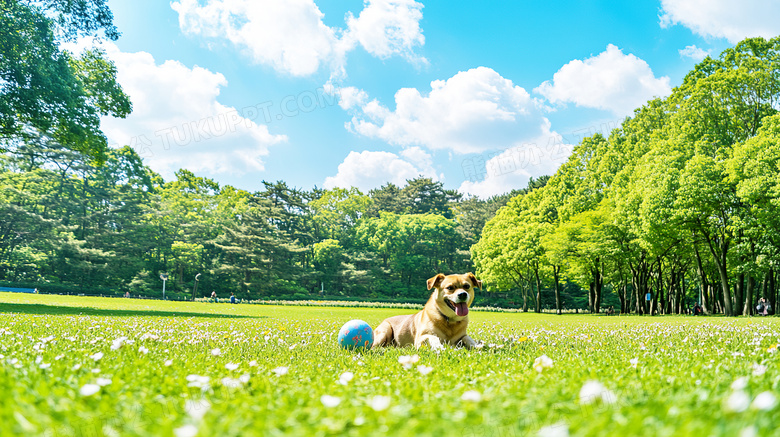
473, 37, 780, 316
0, 0, 131, 162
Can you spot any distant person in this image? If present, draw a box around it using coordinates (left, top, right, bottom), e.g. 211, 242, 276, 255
211, 291, 217, 302
230, 292, 236, 304
606, 306, 615, 316
757, 298, 770, 316
693, 303, 703, 316
124, 291, 130, 298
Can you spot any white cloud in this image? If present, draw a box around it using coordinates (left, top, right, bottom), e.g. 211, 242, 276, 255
345, 0, 426, 64
337, 86, 369, 110
659, 0, 780, 43
679, 45, 710, 61
94, 42, 287, 179
457, 139, 573, 198
171, 0, 425, 78
323, 149, 437, 191
347, 67, 555, 154
534, 44, 671, 116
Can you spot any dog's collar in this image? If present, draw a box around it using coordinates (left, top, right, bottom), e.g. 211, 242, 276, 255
437, 307, 456, 323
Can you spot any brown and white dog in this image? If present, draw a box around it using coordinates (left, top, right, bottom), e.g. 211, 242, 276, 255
373, 273, 481, 350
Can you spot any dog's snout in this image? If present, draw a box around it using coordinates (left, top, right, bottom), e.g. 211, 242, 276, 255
457, 291, 468, 301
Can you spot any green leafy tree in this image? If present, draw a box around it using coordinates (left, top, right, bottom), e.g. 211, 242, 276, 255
1, 0, 131, 162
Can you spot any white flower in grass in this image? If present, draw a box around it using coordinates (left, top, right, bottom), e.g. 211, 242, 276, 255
417, 365, 433, 375
726, 391, 751, 412
629, 358, 638, 368
579, 381, 618, 405
138, 346, 149, 355
320, 395, 341, 407
173, 424, 198, 437
398, 354, 420, 370
739, 426, 758, 437
80, 384, 100, 397
461, 390, 482, 402
90, 352, 103, 361
165, 360, 173, 367
225, 363, 239, 371
752, 364, 767, 376
731, 377, 748, 391
369, 395, 391, 411
239, 373, 250, 384
248, 360, 258, 367
72, 364, 81, 371
91, 368, 101, 373
110, 337, 128, 350
185, 399, 211, 421
272, 366, 289, 376
751, 392, 777, 411
210, 348, 221, 356
96, 378, 112, 387
338, 371, 354, 385
186, 375, 210, 389
221, 377, 242, 389
538, 422, 569, 437
39, 363, 51, 369
533, 355, 554, 373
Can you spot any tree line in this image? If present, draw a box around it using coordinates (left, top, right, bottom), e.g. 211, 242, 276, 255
0, 138, 549, 301
472, 37, 780, 316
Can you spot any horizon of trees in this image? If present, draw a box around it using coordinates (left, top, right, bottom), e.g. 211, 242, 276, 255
0, 137, 553, 303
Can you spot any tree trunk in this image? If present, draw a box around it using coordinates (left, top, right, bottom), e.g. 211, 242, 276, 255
743, 275, 755, 316
693, 245, 712, 314
735, 272, 745, 316
652, 265, 663, 316
588, 282, 595, 314
764, 269, 777, 314
534, 266, 542, 314
617, 281, 626, 314
553, 265, 562, 315
594, 265, 603, 314
522, 282, 528, 313
711, 238, 733, 316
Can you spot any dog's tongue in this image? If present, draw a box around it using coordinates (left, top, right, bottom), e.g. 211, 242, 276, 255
455, 302, 469, 317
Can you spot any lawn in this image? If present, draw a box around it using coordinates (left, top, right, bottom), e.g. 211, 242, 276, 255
1, 292, 779, 437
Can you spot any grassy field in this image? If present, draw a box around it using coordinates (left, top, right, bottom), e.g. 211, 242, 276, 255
1, 293, 779, 437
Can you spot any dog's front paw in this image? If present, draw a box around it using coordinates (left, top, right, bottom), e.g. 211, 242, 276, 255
417, 334, 444, 351
459, 335, 477, 349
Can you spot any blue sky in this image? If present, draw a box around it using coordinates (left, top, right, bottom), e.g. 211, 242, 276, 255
93, 0, 780, 197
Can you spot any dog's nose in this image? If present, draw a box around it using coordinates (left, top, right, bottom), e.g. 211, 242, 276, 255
457, 292, 468, 301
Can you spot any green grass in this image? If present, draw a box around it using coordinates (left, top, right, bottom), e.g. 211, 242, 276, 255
1, 292, 779, 437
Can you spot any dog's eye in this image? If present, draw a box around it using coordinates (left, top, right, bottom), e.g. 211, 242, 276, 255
464, 284, 470, 290
446, 286, 454, 291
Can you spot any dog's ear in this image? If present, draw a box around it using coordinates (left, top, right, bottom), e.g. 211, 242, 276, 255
427, 273, 445, 290
466, 272, 482, 289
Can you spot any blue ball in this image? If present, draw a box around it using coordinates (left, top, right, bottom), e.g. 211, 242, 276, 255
338, 319, 374, 350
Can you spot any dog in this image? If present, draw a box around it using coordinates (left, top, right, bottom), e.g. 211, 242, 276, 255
373, 273, 481, 350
